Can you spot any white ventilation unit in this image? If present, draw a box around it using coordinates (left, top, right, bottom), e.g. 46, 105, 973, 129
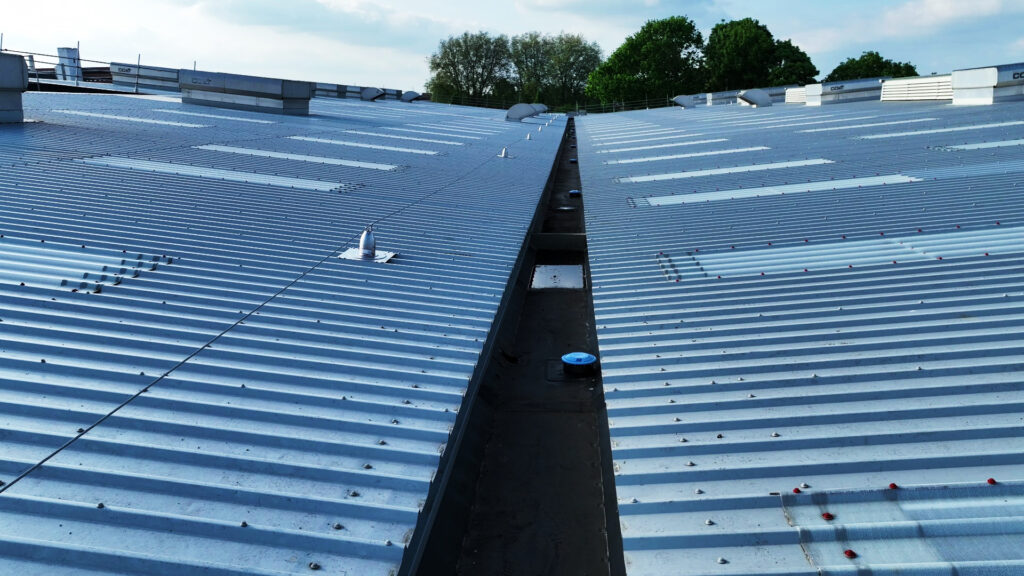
881, 75, 953, 101
785, 87, 807, 103
952, 63, 1024, 105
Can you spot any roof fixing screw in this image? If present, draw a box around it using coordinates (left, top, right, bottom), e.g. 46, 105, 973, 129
686, 461, 696, 467
77, 428, 85, 434
889, 482, 899, 490
822, 512, 835, 521
717, 557, 728, 564
309, 562, 321, 570
800, 482, 810, 489
679, 437, 688, 443
694, 488, 703, 494
705, 519, 715, 525
987, 478, 997, 485
843, 549, 857, 559
96, 503, 105, 509
333, 523, 344, 530
771, 432, 780, 437
240, 521, 248, 527
384, 539, 393, 546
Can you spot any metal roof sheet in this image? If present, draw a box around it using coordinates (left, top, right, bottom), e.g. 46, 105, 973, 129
1, 92, 565, 574
575, 100, 1024, 575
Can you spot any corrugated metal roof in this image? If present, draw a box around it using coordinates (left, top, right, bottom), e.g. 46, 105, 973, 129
576, 100, 1024, 575
1, 92, 564, 574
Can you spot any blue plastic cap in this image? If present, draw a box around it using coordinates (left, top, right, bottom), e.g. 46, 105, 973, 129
562, 352, 597, 365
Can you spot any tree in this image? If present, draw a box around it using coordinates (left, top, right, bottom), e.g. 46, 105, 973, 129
824, 51, 917, 82
586, 16, 704, 104
510, 32, 554, 103
426, 31, 511, 101
704, 18, 776, 91
768, 39, 818, 86
549, 33, 602, 105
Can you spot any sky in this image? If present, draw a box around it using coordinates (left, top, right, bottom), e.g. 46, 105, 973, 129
3, 0, 1024, 92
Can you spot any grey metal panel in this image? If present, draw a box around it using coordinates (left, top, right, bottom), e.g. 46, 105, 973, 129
0, 92, 565, 574
576, 99, 1024, 575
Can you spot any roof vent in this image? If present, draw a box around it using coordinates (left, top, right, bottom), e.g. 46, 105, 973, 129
738, 88, 772, 108
338, 226, 397, 263
359, 226, 376, 259
0, 53, 29, 123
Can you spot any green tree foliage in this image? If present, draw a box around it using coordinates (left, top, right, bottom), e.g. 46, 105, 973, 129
705, 18, 818, 91
704, 18, 776, 91
426, 31, 511, 101
549, 33, 602, 105
769, 39, 819, 86
510, 32, 553, 103
427, 30, 601, 108
586, 16, 704, 104
824, 51, 917, 82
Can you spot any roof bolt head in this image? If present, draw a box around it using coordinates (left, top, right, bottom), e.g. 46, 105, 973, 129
844, 549, 857, 559
240, 521, 248, 527
96, 503, 105, 509
716, 434, 724, 439
679, 437, 688, 443
793, 487, 802, 493
77, 428, 85, 434
630, 497, 639, 503
889, 482, 899, 489
717, 557, 728, 564
686, 461, 696, 467
771, 432, 780, 437
333, 523, 344, 530
800, 482, 810, 489
309, 562, 321, 570
748, 394, 756, 398
705, 518, 715, 525
674, 417, 681, 422
822, 512, 835, 521
363, 464, 373, 469
694, 488, 703, 494
987, 477, 997, 485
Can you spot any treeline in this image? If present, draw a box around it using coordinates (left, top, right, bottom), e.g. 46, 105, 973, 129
425, 16, 917, 110
426, 31, 601, 110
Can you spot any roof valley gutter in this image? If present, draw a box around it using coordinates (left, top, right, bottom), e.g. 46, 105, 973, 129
399, 118, 578, 575
402, 117, 626, 576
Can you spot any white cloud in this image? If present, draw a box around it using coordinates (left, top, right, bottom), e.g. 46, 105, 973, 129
878, 0, 1003, 35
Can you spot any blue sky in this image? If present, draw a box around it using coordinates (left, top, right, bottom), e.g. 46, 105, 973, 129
4, 0, 1023, 92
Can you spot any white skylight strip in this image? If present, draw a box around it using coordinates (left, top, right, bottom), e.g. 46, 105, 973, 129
54, 110, 207, 127
943, 139, 1024, 150
595, 133, 701, 146
593, 128, 687, 142
858, 121, 1024, 139
387, 127, 481, 140
645, 174, 921, 205
587, 124, 654, 135
621, 158, 833, 183
193, 145, 398, 170
716, 113, 839, 126
595, 138, 729, 154
799, 118, 938, 133
153, 109, 274, 124
77, 157, 345, 191
344, 130, 463, 145
758, 115, 885, 129
604, 146, 770, 165
287, 136, 438, 155
407, 123, 501, 135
